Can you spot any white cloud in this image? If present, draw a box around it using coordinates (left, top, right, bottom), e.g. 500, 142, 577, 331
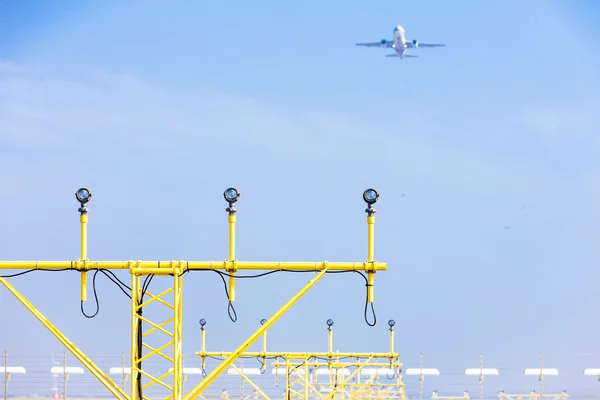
0, 63, 592, 213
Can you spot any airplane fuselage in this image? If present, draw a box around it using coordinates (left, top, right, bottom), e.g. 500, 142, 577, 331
393, 25, 407, 57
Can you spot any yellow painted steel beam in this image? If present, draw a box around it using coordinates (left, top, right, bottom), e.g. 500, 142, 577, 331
0, 260, 386, 271
325, 356, 374, 400
198, 352, 399, 358
80, 213, 88, 302
229, 364, 269, 400
227, 213, 236, 303
0, 277, 129, 400
272, 362, 401, 368
183, 269, 328, 400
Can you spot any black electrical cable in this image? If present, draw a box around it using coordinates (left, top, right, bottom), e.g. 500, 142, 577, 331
80, 269, 132, 318
191, 268, 377, 326
0, 267, 72, 278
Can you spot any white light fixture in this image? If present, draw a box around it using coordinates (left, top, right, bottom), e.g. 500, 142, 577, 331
524, 368, 558, 376
169, 367, 203, 375
584, 369, 600, 376
227, 367, 262, 376
109, 367, 131, 375
315, 367, 350, 376
361, 367, 394, 376
0, 367, 26, 374
465, 368, 499, 376
50, 367, 84, 375
271, 367, 305, 376
405, 368, 440, 376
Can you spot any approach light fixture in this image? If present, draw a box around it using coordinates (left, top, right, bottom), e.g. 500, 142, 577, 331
260, 319, 267, 325
75, 188, 91, 204
363, 188, 379, 205
199, 319, 206, 329
388, 319, 396, 328
223, 187, 240, 204
326, 319, 334, 328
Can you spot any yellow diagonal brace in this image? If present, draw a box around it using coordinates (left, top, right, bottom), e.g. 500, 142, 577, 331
142, 368, 173, 391
0, 277, 129, 400
137, 368, 173, 391
141, 341, 174, 363
230, 364, 270, 400
142, 316, 175, 337
325, 356, 373, 400
138, 287, 174, 309
184, 268, 328, 400
137, 314, 173, 337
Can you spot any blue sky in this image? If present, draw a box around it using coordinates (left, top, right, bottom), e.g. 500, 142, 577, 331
1, 0, 600, 396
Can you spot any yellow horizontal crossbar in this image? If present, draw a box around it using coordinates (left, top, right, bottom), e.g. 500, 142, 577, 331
198, 352, 398, 358
0, 260, 386, 272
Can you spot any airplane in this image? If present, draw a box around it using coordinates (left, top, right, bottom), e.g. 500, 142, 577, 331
355, 25, 444, 58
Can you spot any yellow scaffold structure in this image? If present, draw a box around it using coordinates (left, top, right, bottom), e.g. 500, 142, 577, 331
0, 187, 389, 400
198, 316, 405, 399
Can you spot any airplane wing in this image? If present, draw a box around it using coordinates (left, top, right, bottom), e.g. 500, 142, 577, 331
355, 40, 394, 48
405, 41, 445, 48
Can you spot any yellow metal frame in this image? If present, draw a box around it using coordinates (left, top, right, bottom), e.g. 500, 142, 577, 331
0, 188, 387, 400
196, 315, 405, 399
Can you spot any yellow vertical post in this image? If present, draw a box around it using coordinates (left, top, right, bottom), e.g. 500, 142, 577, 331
363, 188, 379, 306
366, 213, 375, 302
75, 188, 91, 303
173, 270, 183, 399
389, 324, 394, 354
285, 358, 290, 400
261, 319, 267, 372
130, 273, 140, 400
224, 188, 240, 305
79, 207, 88, 302
200, 320, 206, 375
228, 213, 236, 302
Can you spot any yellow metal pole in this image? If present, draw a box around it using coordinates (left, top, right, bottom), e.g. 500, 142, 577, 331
285, 358, 290, 400
366, 214, 375, 303
131, 273, 140, 400
184, 268, 328, 400
227, 213, 236, 303
0, 277, 128, 399
0, 260, 386, 271
261, 320, 267, 372
200, 322, 206, 374
173, 270, 183, 399
79, 212, 88, 302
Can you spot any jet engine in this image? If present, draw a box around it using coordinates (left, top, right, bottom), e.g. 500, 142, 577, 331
380, 39, 387, 46
412, 39, 419, 47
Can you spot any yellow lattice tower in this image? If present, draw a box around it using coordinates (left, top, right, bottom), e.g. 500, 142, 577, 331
0, 187, 388, 400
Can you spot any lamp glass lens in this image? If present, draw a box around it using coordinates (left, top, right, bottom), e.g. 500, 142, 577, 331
365, 190, 376, 202
77, 189, 89, 201
225, 189, 237, 201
